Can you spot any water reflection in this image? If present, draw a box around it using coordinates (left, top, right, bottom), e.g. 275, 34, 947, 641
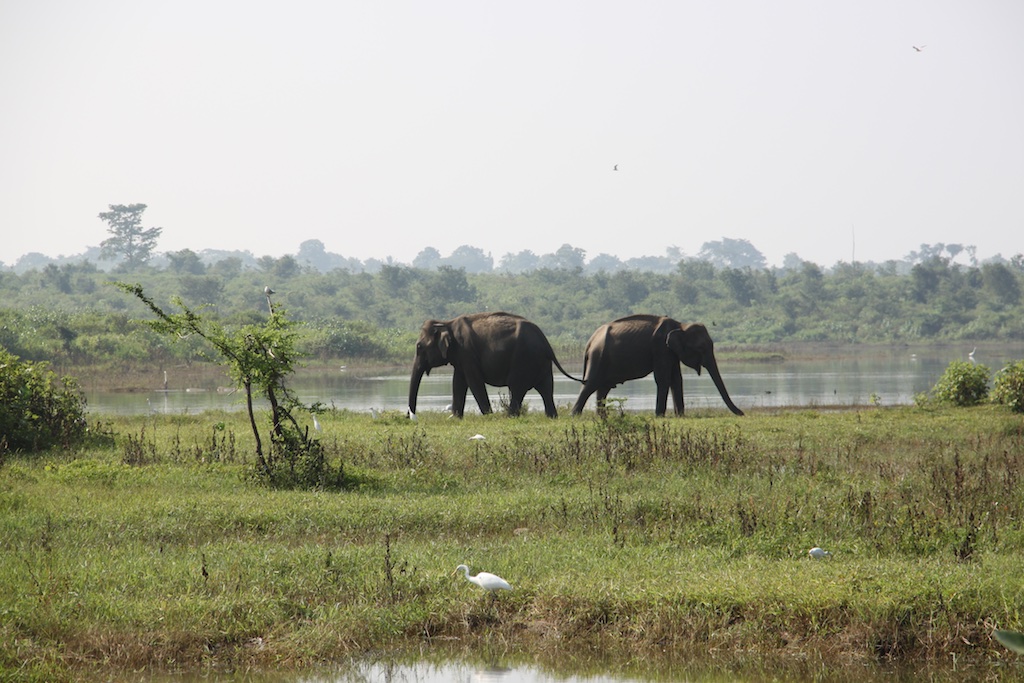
330, 660, 639, 682
85, 346, 1024, 416
124, 650, 1019, 683
287, 654, 1005, 683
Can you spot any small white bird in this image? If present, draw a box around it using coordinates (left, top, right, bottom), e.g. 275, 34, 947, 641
454, 564, 511, 593
370, 407, 379, 420
968, 347, 977, 360
912, 45, 926, 52
264, 286, 274, 295
808, 547, 832, 559
469, 434, 486, 441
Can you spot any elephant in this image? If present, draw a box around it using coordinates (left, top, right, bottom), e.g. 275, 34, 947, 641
408, 312, 582, 418
571, 314, 744, 417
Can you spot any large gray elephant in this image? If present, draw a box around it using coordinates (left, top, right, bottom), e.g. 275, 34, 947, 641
571, 314, 744, 417
408, 312, 581, 418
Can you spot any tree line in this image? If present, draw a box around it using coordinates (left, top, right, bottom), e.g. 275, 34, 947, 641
1, 203, 1021, 369
1, 247, 1021, 371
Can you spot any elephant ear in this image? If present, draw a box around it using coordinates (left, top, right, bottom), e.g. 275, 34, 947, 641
664, 320, 705, 374
437, 328, 453, 359
655, 318, 683, 345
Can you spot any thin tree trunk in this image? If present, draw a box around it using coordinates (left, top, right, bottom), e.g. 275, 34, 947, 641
245, 378, 269, 477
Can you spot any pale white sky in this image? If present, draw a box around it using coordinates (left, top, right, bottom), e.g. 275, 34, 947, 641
2, 1, 1022, 268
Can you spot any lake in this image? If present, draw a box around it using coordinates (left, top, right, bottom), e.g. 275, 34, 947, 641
85, 345, 1019, 416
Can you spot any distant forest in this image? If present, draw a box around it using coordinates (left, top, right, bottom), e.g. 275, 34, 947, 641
2, 240, 1022, 371
1, 204, 1021, 367
3, 234, 1012, 277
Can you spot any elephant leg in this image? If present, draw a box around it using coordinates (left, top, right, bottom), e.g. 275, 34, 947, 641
670, 365, 685, 416
595, 387, 611, 418
507, 391, 525, 417
654, 378, 671, 417
572, 378, 602, 415
452, 372, 469, 418
468, 379, 492, 415
536, 374, 558, 418
571, 386, 595, 415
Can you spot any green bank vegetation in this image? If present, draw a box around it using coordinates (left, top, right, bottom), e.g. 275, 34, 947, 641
1, 244, 1023, 375
3, 404, 1024, 680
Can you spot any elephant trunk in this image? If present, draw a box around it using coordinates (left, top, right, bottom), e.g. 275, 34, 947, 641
408, 362, 427, 416
704, 353, 744, 416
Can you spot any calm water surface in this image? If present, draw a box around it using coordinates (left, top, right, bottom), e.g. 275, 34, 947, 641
86, 346, 1020, 416
136, 655, 1014, 683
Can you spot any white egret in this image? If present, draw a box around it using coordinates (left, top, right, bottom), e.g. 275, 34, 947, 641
370, 407, 379, 420
454, 564, 511, 593
469, 434, 486, 441
808, 547, 832, 559
968, 347, 977, 361
264, 286, 276, 314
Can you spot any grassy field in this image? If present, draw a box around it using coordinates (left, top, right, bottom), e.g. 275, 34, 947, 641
2, 403, 1024, 681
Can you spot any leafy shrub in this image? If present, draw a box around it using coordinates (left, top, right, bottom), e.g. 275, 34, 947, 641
992, 360, 1024, 413
116, 282, 345, 489
931, 360, 990, 407
0, 348, 88, 452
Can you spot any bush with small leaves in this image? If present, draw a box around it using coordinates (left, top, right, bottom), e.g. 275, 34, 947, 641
931, 360, 990, 407
0, 349, 87, 453
992, 360, 1024, 413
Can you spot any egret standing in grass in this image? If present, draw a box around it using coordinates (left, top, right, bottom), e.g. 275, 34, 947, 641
454, 564, 511, 594
808, 547, 832, 559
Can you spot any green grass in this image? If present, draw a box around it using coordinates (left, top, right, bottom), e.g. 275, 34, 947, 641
3, 405, 1024, 680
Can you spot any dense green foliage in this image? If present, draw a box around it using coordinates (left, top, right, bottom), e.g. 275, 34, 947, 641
930, 360, 991, 407
0, 254, 1022, 369
992, 360, 1024, 413
3, 406, 1024, 680
0, 349, 87, 453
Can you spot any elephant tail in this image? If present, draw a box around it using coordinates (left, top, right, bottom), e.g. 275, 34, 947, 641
552, 355, 584, 383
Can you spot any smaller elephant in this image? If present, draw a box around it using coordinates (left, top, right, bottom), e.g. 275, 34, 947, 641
408, 312, 581, 418
571, 314, 744, 417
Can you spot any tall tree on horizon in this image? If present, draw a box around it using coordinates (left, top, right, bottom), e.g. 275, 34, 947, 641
98, 203, 162, 267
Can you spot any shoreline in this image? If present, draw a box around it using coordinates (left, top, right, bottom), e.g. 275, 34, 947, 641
59, 340, 1017, 393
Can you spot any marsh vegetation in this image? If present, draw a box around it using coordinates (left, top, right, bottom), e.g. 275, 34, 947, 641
3, 404, 1024, 681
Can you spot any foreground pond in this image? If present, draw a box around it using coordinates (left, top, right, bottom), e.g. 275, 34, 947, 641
136, 653, 1022, 683
86, 345, 1020, 416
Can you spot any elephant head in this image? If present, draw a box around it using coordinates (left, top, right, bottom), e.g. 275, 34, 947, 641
664, 322, 744, 416
408, 320, 453, 415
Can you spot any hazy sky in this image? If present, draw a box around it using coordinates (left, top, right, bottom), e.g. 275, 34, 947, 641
2, 1, 1022, 268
